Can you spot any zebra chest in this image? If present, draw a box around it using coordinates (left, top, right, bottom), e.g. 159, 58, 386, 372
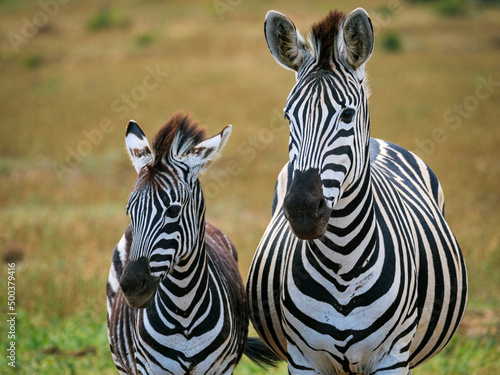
281, 282, 411, 374
279, 228, 418, 373
132, 290, 236, 374
281, 266, 394, 343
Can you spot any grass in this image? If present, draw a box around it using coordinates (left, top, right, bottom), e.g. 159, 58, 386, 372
436, 0, 470, 17
87, 9, 129, 31
0, 310, 116, 374
417, 334, 500, 374
0, 0, 499, 373
23, 54, 43, 69
380, 31, 403, 52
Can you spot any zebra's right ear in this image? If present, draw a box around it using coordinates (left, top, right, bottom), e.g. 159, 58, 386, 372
265, 11, 310, 72
125, 120, 153, 174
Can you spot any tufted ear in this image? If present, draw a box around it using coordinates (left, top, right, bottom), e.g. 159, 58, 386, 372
125, 120, 153, 174
340, 8, 374, 79
185, 125, 232, 178
265, 11, 310, 72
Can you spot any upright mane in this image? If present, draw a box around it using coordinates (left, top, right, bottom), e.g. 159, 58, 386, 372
152, 112, 207, 166
130, 112, 208, 190
309, 10, 346, 69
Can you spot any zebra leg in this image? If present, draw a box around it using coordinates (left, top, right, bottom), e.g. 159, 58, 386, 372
287, 364, 411, 375
283, 331, 414, 375
371, 370, 411, 375
284, 342, 331, 375
287, 363, 319, 375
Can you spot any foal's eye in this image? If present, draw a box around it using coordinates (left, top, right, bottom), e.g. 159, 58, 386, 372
165, 205, 181, 218
340, 108, 356, 123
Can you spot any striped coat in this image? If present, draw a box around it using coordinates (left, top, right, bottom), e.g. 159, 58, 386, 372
107, 114, 278, 374
107, 222, 248, 374
247, 8, 467, 375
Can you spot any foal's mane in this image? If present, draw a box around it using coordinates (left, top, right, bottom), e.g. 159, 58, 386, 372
152, 112, 207, 166
132, 113, 207, 191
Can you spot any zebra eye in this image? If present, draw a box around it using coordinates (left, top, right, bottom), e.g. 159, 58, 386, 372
340, 108, 356, 123
165, 204, 181, 218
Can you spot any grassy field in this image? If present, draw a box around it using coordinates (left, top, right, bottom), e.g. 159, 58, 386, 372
1, 0, 499, 373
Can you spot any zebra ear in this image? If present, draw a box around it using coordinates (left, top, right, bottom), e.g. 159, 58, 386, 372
125, 120, 153, 174
265, 11, 309, 72
341, 8, 374, 79
187, 125, 232, 177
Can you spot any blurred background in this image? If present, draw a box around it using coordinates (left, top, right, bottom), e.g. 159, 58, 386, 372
0, 0, 499, 373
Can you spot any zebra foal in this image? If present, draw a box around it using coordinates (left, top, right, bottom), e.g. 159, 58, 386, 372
247, 8, 468, 375
107, 113, 278, 374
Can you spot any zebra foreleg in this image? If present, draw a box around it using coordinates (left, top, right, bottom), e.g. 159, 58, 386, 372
287, 364, 412, 375
284, 345, 335, 375
370, 370, 411, 375
284, 342, 413, 375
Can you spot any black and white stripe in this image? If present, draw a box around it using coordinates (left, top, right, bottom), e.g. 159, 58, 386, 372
248, 9, 467, 374
107, 113, 279, 374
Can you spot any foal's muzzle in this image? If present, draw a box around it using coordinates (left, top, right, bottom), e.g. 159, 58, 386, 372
119, 257, 160, 309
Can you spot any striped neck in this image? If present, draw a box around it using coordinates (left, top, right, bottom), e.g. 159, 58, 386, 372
312, 152, 378, 277
154, 202, 211, 322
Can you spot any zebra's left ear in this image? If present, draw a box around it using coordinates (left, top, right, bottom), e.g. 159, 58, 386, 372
340, 8, 374, 80
187, 125, 232, 178
125, 120, 153, 174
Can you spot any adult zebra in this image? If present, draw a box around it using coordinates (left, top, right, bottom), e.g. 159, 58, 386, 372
247, 8, 467, 375
107, 113, 279, 374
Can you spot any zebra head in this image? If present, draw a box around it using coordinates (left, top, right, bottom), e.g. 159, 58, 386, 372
119, 113, 231, 308
265, 8, 374, 240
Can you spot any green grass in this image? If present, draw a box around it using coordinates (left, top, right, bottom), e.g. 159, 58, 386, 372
417, 333, 500, 374
436, 0, 470, 17
87, 9, 129, 31
1, 310, 116, 374
380, 31, 403, 52
1, 0, 499, 373
134, 33, 155, 48
23, 54, 43, 69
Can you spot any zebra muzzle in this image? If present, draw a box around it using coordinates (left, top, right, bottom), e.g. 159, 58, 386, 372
283, 168, 332, 240
119, 257, 159, 309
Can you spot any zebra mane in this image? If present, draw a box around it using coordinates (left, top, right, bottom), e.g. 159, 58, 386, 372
308, 10, 371, 95
152, 112, 207, 166
309, 10, 346, 70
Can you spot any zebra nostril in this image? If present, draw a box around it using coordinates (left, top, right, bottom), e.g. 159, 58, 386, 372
139, 279, 146, 293
120, 273, 145, 295
120, 282, 129, 294
119, 256, 152, 297
120, 277, 131, 294
316, 199, 326, 217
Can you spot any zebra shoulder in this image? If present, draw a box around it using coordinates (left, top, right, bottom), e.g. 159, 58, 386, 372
204, 222, 246, 300
205, 222, 239, 263
369, 138, 445, 214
